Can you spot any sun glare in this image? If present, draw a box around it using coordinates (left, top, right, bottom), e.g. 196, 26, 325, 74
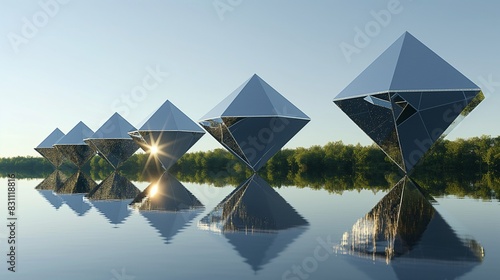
150, 145, 158, 155
149, 184, 158, 197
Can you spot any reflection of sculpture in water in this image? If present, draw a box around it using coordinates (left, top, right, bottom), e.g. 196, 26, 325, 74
84, 113, 141, 200
90, 199, 133, 226
130, 172, 203, 244
37, 190, 64, 210
53, 121, 97, 194
336, 176, 484, 280
34, 128, 67, 190
58, 194, 92, 216
199, 174, 308, 272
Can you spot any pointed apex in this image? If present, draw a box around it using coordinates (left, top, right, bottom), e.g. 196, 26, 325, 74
334, 32, 479, 101
55, 122, 94, 145
36, 128, 65, 148
89, 113, 136, 139
138, 100, 204, 132
200, 74, 310, 120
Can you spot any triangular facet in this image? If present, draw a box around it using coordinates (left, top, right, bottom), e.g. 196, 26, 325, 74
36, 128, 65, 148
54, 121, 94, 145
138, 100, 204, 132
89, 112, 136, 139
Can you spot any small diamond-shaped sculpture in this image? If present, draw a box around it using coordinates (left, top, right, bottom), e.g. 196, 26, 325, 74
84, 112, 139, 170
128, 100, 205, 171
333, 32, 484, 174
53, 121, 95, 168
35, 128, 66, 168
199, 74, 310, 172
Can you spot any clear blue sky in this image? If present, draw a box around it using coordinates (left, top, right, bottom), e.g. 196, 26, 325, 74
1, 0, 499, 157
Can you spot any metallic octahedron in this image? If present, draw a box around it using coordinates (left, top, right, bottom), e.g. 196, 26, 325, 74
84, 112, 139, 170
53, 121, 96, 168
199, 74, 310, 172
35, 128, 66, 168
128, 100, 205, 171
333, 32, 484, 174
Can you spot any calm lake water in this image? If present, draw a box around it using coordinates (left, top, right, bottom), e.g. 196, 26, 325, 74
0, 175, 498, 280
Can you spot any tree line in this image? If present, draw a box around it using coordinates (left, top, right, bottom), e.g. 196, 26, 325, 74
1, 135, 499, 199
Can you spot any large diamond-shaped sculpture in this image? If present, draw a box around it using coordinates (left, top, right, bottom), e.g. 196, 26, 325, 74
35, 128, 66, 168
53, 121, 95, 168
128, 100, 205, 171
333, 32, 484, 173
84, 112, 139, 170
199, 74, 310, 172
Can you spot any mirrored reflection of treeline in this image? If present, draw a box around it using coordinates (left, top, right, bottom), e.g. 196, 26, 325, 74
1, 136, 499, 199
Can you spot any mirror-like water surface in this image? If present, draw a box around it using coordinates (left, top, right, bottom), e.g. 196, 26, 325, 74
0, 177, 498, 280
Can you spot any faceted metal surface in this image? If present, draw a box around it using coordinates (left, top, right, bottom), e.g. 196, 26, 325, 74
35, 147, 66, 168
86, 171, 140, 200
54, 144, 95, 168
200, 74, 310, 172
84, 139, 138, 169
54, 170, 97, 194
198, 174, 308, 232
129, 100, 205, 171
84, 112, 139, 169
336, 176, 484, 268
53, 121, 95, 168
130, 172, 203, 211
334, 32, 484, 173
130, 131, 204, 171
35, 169, 68, 190
35, 128, 66, 167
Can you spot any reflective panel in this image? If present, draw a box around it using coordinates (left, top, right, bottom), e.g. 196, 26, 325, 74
84, 112, 139, 169
54, 170, 97, 194
132, 131, 204, 171
200, 74, 310, 172
333, 32, 484, 173
35, 169, 68, 190
335, 176, 484, 279
86, 172, 140, 200
53, 144, 95, 168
